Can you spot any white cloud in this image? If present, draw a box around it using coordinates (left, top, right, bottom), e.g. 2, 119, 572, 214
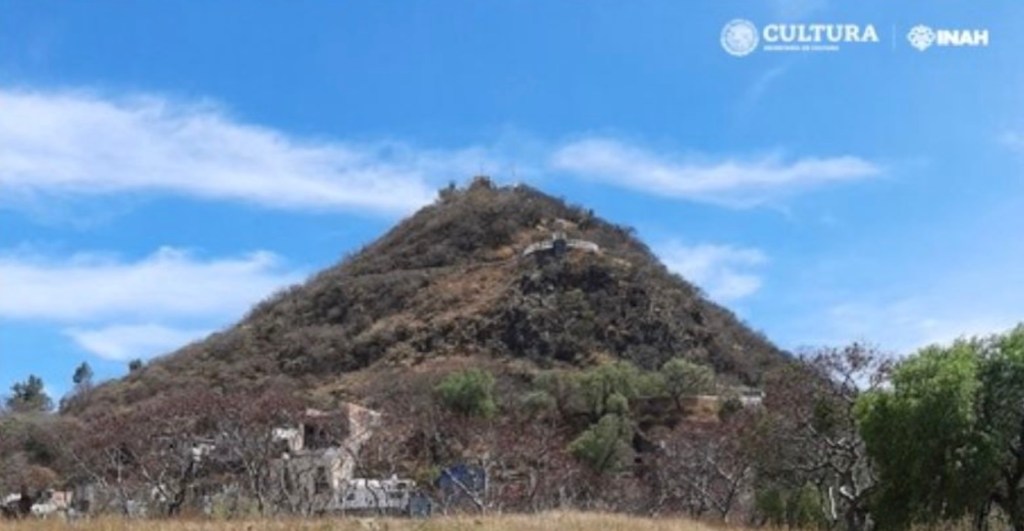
657, 242, 767, 302
0, 246, 303, 360
64, 323, 212, 362
778, 261, 1024, 354
819, 299, 1020, 355
0, 89, 881, 215
0, 89, 500, 214
550, 138, 880, 207
0, 246, 302, 322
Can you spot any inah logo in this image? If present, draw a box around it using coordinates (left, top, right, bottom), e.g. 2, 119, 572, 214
907, 25, 936, 51
907, 24, 989, 51
721, 19, 759, 57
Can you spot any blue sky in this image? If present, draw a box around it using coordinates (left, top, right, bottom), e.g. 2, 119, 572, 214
2, 1, 1023, 402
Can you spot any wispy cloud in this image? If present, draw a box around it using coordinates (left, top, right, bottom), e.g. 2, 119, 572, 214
0, 246, 301, 321
0, 246, 302, 360
0, 88, 882, 216
819, 298, 1021, 354
737, 66, 790, 114
551, 137, 880, 207
64, 324, 211, 362
0, 88, 499, 215
657, 242, 767, 302
775, 254, 1024, 353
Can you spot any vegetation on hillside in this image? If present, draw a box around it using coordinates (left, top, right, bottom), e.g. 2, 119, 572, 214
6, 325, 1024, 528
65, 179, 784, 418
4, 181, 1023, 530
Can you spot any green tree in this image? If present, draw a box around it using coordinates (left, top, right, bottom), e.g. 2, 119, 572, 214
574, 361, 662, 420
72, 362, 94, 391
6, 375, 53, 413
577, 362, 636, 419
435, 369, 497, 418
128, 359, 144, 372
532, 362, 655, 475
660, 358, 715, 409
534, 361, 667, 421
787, 484, 831, 529
975, 325, 1024, 529
519, 390, 556, 417
857, 338, 993, 529
568, 413, 633, 474
756, 487, 787, 526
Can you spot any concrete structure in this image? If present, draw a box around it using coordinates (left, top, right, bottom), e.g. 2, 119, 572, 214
272, 405, 407, 513
337, 476, 418, 513
522, 231, 600, 257
739, 389, 765, 407
1, 489, 73, 520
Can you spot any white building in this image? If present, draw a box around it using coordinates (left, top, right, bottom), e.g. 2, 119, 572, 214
270, 403, 424, 513
337, 476, 417, 513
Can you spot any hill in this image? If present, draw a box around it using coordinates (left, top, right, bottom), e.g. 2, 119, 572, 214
68, 177, 786, 417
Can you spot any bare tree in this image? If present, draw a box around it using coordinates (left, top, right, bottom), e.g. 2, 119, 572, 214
211, 389, 305, 515
644, 409, 759, 522
758, 344, 890, 530
71, 387, 309, 517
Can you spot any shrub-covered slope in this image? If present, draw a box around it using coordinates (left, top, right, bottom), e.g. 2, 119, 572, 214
68, 178, 786, 416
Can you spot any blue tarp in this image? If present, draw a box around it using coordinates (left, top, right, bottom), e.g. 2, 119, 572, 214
435, 463, 486, 495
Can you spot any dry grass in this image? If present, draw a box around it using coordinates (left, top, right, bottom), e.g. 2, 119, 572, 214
0, 511, 747, 531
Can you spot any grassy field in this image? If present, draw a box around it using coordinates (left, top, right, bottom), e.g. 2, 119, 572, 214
0, 511, 743, 530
